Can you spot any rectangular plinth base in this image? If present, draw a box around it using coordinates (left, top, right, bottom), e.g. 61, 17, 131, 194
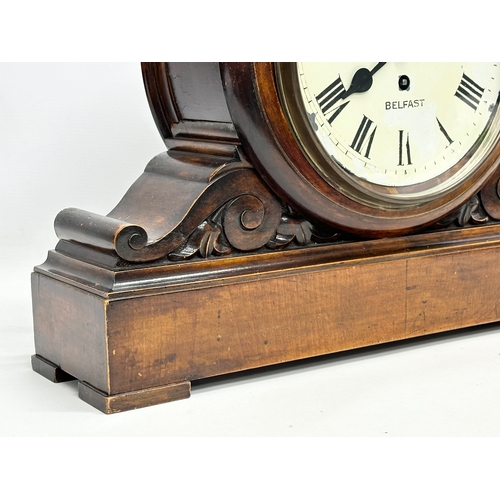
31, 227, 500, 413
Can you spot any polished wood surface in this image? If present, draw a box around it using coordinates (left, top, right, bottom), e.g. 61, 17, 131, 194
141, 62, 239, 157
31, 62, 500, 413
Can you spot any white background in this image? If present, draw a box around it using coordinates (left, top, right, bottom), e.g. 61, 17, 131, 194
2, 62, 500, 495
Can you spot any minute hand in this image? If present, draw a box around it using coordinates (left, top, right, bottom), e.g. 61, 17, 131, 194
341, 62, 387, 100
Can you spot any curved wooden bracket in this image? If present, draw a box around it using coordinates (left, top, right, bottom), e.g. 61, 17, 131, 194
54, 150, 283, 263
53, 150, 500, 265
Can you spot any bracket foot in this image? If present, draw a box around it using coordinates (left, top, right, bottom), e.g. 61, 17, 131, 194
78, 380, 191, 414
31, 354, 76, 383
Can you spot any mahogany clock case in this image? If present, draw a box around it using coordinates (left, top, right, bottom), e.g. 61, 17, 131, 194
224, 62, 500, 236
29, 62, 500, 414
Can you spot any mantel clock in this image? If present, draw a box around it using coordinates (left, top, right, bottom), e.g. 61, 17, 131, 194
31, 63, 500, 413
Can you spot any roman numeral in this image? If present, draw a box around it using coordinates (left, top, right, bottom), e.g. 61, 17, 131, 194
455, 73, 485, 111
316, 77, 349, 124
351, 116, 376, 158
398, 130, 412, 166
437, 118, 453, 145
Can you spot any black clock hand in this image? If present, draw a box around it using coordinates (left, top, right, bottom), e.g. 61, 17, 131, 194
341, 62, 387, 99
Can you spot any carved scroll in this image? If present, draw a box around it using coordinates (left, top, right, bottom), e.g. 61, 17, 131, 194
53, 148, 500, 265
54, 150, 282, 263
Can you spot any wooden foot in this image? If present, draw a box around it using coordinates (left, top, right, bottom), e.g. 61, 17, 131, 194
78, 380, 191, 414
31, 354, 76, 383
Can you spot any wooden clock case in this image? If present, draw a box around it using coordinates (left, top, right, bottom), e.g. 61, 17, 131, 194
31, 62, 500, 413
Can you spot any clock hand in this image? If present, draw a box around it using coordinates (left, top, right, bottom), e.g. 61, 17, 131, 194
341, 62, 387, 99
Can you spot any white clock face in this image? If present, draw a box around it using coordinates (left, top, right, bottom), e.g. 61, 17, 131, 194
295, 62, 500, 200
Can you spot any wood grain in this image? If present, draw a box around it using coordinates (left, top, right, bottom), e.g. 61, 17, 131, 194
32, 226, 500, 412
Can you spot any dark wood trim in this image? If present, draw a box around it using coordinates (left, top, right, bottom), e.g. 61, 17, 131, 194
142, 62, 239, 156
37, 224, 500, 300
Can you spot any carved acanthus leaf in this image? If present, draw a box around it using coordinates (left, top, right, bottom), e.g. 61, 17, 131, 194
267, 214, 313, 249
168, 219, 231, 261
436, 195, 490, 228
457, 195, 489, 226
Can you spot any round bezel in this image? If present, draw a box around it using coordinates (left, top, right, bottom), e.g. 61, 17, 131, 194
275, 62, 500, 210
220, 62, 500, 236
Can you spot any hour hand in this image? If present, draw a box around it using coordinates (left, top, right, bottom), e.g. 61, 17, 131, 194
341, 62, 387, 100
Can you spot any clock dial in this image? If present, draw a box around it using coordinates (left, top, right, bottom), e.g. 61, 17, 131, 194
280, 63, 500, 204
221, 62, 500, 235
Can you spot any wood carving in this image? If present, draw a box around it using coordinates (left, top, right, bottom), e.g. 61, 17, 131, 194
54, 150, 282, 263
53, 164, 500, 264
432, 171, 500, 229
